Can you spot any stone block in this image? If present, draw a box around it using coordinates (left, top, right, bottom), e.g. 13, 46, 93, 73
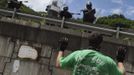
38, 58, 49, 65
38, 65, 51, 75
41, 45, 52, 58
53, 67, 72, 75
4, 60, 40, 75
18, 45, 38, 60
0, 57, 6, 73
0, 36, 14, 57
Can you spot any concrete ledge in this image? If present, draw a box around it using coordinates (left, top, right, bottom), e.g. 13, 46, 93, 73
0, 18, 134, 47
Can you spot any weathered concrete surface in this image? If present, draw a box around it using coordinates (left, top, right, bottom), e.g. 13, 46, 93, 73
4, 60, 40, 75
0, 18, 134, 75
0, 36, 14, 57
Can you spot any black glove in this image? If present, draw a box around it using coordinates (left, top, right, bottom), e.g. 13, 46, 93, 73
116, 46, 127, 62
58, 37, 69, 51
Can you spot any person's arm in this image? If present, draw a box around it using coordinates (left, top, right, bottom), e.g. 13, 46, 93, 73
116, 46, 127, 75
56, 37, 68, 68
56, 51, 64, 67
117, 62, 126, 75
109, 61, 125, 75
56, 50, 80, 69
56, 37, 79, 69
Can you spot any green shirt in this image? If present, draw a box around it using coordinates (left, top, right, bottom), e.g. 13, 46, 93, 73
60, 49, 122, 75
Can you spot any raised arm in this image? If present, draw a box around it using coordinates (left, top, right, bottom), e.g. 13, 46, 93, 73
117, 62, 125, 75
56, 51, 64, 67
56, 37, 68, 68
116, 46, 127, 75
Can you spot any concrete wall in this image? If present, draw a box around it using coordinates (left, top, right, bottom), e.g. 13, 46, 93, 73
0, 18, 134, 75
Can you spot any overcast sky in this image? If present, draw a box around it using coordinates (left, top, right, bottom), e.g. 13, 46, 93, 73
19, 0, 134, 20
18, 0, 51, 11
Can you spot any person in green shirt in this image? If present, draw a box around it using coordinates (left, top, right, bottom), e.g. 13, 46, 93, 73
56, 32, 126, 75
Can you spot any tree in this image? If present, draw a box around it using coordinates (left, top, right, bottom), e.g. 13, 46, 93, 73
108, 14, 125, 19
96, 14, 134, 29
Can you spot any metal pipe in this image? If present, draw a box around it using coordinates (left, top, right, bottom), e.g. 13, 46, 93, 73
116, 27, 120, 39
61, 17, 65, 28
12, 8, 16, 19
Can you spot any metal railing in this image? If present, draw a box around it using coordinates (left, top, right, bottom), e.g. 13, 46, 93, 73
0, 8, 134, 38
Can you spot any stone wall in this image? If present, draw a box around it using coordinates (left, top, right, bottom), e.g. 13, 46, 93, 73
0, 18, 134, 75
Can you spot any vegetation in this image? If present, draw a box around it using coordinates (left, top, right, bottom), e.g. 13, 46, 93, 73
0, 0, 133, 29
20, 4, 38, 15
71, 14, 134, 29
0, 0, 46, 16
0, 0, 47, 25
96, 14, 134, 29
0, 0, 7, 8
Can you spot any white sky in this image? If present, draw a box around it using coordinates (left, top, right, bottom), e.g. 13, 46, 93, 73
18, 0, 134, 19
18, 0, 74, 11
18, 0, 51, 11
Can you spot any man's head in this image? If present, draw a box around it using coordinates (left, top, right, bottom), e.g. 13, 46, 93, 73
63, 7, 68, 11
86, 2, 92, 10
88, 32, 103, 50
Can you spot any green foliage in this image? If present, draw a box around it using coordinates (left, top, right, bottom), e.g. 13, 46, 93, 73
37, 12, 47, 17
0, 0, 7, 8
96, 14, 134, 29
0, 0, 47, 24
0, 0, 41, 16
20, 4, 39, 15
70, 18, 83, 24
107, 14, 125, 19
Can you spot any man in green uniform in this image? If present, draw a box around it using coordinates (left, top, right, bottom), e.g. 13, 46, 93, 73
56, 32, 126, 75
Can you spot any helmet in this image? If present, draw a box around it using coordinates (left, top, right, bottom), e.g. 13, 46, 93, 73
86, 2, 92, 9
63, 6, 68, 11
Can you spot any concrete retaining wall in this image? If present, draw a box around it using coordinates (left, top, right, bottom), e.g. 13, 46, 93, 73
0, 18, 134, 75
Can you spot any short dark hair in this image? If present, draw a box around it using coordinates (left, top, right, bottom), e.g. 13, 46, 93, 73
88, 32, 103, 50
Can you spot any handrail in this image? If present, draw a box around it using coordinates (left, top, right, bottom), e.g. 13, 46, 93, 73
0, 8, 134, 37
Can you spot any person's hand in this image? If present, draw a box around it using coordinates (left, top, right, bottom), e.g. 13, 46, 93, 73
116, 46, 127, 62
58, 37, 69, 52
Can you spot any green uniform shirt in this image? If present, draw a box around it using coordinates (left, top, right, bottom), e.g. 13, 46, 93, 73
60, 49, 122, 75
